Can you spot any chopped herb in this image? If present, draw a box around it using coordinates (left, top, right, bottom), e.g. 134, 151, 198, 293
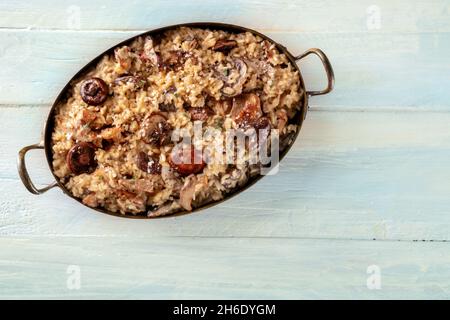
138, 79, 146, 88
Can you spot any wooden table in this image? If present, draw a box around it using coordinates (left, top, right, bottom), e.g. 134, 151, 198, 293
1, 0, 450, 299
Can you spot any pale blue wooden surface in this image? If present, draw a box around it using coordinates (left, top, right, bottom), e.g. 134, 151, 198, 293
1, 0, 450, 299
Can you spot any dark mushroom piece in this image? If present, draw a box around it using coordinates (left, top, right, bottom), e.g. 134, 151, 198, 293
161, 50, 184, 71
254, 116, 272, 145
231, 93, 262, 128
66, 142, 97, 175
213, 39, 238, 53
101, 139, 114, 151
136, 151, 162, 174
254, 116, 271, 130
168, 145, 206, 176
159, 102, 177, 112
80, 77, 109, 106
140, 113, 172, 146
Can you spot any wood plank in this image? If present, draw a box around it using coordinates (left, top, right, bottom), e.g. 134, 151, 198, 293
0, 30, 449, 107
1, 236, 449, 299
1, 0, 449, 33
4, 106, 450, 241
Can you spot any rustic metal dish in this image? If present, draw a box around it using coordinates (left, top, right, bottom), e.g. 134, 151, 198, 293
17, 22, 334, 218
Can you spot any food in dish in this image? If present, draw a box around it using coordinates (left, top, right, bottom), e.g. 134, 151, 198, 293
51, 27, 302, 216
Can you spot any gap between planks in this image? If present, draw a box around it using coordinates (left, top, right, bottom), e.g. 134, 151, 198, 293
1, 234, 449, 243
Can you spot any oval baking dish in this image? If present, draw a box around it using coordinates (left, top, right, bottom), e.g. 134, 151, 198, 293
17, 22, 334, 218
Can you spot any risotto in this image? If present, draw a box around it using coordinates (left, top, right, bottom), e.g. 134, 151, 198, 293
51, 27, 302, 217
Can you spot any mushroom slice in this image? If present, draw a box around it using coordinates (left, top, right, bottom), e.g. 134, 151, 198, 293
159, 102, 177, 112
220, 58, 248, 97
179, 175, 198, 211
254, 116, 271, 130
212, 39, 238, 53
168, 145, 206, 176
254, 116, 272, 146
141, 36, 161, 66
161, 167, 183, 197
148, 201, 182, 217
136, 151, 162, 174
140, 113, 172, 146
66, 142, 97, 175
80, 78, 108, 106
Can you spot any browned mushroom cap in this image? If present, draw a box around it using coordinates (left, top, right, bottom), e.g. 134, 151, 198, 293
140, 113, 172, 146
80, 78, 108, 106
168, 145, 206, 176
231, 93, 262, 128
213, 39, 238, 53
66, 142, 97, 175
136, 151, 162, 174
188, 106, 215, 121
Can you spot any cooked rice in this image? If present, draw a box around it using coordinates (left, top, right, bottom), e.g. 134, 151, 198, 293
51, 27, 302, 216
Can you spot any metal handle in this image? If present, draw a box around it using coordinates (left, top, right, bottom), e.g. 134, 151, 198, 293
17, 142, 58, 195
295, 48, 335, 96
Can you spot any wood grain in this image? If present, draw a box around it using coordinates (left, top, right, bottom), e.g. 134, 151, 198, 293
4, 107, 450, 241
1, 0, 449, 33
0, 30, 449, 107
2, 0, 450, 299
1, 237, 449, 299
